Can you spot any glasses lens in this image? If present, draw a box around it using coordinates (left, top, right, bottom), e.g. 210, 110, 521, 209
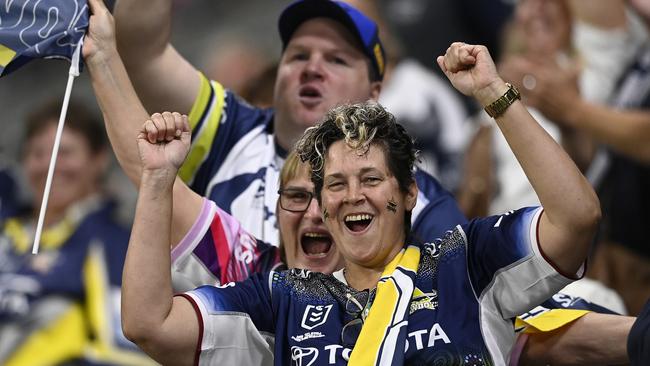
280, 189, 312, 212
345, 290, 369, 316
341, 318, 363, 348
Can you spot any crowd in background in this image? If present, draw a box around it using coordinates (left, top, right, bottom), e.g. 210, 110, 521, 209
0, 0, 649, 364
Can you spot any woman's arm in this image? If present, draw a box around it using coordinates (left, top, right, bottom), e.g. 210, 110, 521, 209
84, 0, 202, 247
121, 114, 199, 365
437, 43, 600, 276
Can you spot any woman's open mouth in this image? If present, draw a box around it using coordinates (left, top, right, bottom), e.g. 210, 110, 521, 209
301, 232, 333, 258
344, 214, 373, 232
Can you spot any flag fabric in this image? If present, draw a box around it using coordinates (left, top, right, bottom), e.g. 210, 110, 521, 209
0, 0, 88, 77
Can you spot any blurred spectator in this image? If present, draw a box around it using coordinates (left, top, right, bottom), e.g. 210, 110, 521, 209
505, 0, 650, 315
459, 0, 645, 217
0, 100, 154, 365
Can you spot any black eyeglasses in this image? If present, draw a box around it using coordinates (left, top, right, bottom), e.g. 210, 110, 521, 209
341, 289, 374, 348
278, 189, 314, 212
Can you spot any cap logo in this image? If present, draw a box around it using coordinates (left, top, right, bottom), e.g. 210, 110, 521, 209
373, 43, 384, 76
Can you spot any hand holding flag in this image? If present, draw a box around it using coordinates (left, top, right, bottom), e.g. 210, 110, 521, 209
0, 0, 89, 77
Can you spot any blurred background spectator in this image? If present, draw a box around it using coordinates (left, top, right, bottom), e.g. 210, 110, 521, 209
453, 0, 649, 315
510, 0, 650, 315
0, 100, 154, 365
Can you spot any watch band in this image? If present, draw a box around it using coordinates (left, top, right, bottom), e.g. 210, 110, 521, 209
484, 83, 521, 118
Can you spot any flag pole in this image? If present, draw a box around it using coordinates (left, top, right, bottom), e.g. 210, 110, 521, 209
32, 39, 84, 254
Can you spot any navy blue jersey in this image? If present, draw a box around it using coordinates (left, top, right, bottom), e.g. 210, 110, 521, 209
182, 207, 579, 365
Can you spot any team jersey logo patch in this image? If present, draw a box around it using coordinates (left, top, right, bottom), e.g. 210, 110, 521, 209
301, 304, 333, 330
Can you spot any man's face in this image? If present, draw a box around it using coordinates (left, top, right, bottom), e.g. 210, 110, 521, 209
273, 18, 381, 149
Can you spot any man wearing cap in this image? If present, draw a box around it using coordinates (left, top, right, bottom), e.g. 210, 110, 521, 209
111, 0, 464, 248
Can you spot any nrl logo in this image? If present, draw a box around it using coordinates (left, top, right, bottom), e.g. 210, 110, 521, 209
301, 304, 333, 330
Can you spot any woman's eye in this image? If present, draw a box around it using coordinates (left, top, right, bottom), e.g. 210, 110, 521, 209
286, 191, 310, 201
291, 193, 309, 202
327, 182, 343, 190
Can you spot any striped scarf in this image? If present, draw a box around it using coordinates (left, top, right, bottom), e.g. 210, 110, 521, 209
348, 245, 420, 365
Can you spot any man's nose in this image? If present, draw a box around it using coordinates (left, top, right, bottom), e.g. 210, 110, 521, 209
302, 55, 324, 80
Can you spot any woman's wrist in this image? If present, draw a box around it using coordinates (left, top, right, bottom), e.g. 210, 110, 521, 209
474, 79, 510, 107
140, 168, 177, 188
85, 44, 119, 70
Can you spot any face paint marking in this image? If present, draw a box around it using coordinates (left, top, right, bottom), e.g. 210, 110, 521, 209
387, 198, 397, 213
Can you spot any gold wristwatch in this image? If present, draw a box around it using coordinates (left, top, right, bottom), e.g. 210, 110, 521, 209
484, 83, 521, 118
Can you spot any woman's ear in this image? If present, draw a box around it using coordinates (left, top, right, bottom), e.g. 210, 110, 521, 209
405, 180, 418, 211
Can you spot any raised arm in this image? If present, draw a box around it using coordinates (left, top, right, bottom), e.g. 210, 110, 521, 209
113, 0, 200, 114
121, 114, 198, 365
437, 43, 600, 276
84, 0, 201, 246
521, 312, 634, 365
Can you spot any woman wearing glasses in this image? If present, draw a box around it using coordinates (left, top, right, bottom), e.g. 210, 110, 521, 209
121, 42, 601, 365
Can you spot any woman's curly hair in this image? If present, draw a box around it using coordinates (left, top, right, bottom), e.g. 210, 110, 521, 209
294, 102, 418, 233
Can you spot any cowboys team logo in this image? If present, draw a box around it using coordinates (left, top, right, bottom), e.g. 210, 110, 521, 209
301, 304, 332, 330
291, 346, 318, 366
410, 288, 438, 314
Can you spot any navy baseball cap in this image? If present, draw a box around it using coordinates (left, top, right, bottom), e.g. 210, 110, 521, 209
278, 0, 386, 81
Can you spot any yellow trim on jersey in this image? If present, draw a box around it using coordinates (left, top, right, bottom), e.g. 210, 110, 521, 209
4, 219, 29, 253
83, 244, 158, 365
4, 217, 74, 254
515, 309, 590, 333
84, 243, 111, 346
187, 73, 213, 129
6, 304, 87, 366
179, 72, 226, 183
